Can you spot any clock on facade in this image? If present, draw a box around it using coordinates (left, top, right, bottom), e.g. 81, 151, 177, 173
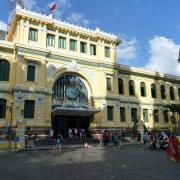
65, 86, 78, 99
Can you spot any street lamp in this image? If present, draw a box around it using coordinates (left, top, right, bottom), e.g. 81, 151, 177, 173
6, 101, 21, 150
98, 107, 102, 131
177, 49, 180, 63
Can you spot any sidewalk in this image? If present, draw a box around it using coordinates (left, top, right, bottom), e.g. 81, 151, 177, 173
0, 137, 138, 154
19, 140, 138, 151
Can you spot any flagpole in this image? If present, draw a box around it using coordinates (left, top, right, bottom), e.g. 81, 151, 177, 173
49, 3, 57, 19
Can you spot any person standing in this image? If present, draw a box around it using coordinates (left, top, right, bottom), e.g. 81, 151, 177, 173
137, 132, 141, 144
114, 133, 119, 148
54, 133, 63, 156
68, 128, 72, 139
49, 128, 54, 145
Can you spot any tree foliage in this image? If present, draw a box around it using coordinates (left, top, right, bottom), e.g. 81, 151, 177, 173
165, 103, 180, 135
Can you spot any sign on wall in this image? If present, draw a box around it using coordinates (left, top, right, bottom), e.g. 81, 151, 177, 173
18, 127, 25, 142
15, 93, 23, 104
36, 94, 44, 104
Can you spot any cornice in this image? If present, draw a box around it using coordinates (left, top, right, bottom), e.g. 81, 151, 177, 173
15, 43, 180, 84
0, 40, 14, 53
8, 5, 120, 45
116, 64, 180, 84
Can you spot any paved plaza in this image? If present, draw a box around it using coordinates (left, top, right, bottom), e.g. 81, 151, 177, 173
0, 145, 179, 180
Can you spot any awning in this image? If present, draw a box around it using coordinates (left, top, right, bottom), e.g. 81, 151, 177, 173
52, 107, 100, 116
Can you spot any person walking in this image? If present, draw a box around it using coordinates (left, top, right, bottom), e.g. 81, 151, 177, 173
103, 130, 109, 146
118, 133, 122, 147
166, 134, 180, 162
114, 133, 119, 149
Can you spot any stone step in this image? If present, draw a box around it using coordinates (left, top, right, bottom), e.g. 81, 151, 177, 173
34, 138, 99, 146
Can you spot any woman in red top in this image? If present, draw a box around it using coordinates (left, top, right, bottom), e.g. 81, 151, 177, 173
167, 135, 180, 162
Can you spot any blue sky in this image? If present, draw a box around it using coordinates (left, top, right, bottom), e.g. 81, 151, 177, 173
1, 0, 180, 75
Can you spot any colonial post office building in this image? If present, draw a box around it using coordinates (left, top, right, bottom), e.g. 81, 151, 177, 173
0, 6, 180, 138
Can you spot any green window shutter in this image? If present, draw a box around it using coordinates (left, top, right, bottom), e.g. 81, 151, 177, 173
24, 100, 35, 118
161, 85, 166, 99
153, 110, 159, 123
59, 37, 66, 49
143, 109, 148, 122
27, 65, 35, 81
0, 99, 6, 118
118, 78, 124, 94
29, 29, 38, 41
140, 82, 146, 97
80, 42, 87, 53
163, 110, 169, 123
107, 106, 113, 121
47, 34, 55, 46
106, 78, 112, 91
120, 107, 125, 122
90, 44, 96, 55
129, 80, 135, 95
131, 108, 137, 122
0, 60, 10, 81
70, 39, 77, 51
105, 46, 110, 58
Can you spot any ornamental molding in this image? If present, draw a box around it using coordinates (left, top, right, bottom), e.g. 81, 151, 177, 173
66, 60, 80, 72
47, 63, 63, 77
84, 69, 97, 87
48, 61, 81, 78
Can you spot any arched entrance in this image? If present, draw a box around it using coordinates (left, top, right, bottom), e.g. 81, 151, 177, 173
52, 74, 98, 138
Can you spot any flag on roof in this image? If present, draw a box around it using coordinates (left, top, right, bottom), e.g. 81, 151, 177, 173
50, 3, 57, 11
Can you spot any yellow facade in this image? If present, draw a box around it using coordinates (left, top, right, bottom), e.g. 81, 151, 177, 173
0, 6, 180, 141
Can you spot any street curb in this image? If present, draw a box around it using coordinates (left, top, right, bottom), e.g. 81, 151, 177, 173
18, 143, 139, 152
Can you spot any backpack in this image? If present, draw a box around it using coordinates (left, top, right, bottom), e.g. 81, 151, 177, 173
56, 137, 61, 144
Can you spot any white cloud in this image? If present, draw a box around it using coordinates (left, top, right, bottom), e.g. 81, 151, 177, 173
22, 0, 90, 27
0, 20, 7, 31
48, 0, 89, 27
145, 36, 180, 75
56, 0, 71, 9
117, 37, 138, 62
66, 12, 90, 27
24, 0, 37, 10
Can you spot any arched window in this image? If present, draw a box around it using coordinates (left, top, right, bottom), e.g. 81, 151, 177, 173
151, 84, 156, 98
52, 75, 88, 108
118, 78, 124, 94
0, 99, 6, 118
178, 88, 180, 100
0, 59, 10, 81
160, 85, 166, 99
169, 86, 175, 100
129, 80, 135, 95
163, 110, 169, 123
140, 82, 146, 97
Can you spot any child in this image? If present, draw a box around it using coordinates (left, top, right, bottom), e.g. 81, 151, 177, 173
54, 134, 63, 155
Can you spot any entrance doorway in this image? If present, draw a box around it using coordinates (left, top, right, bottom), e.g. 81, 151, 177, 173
52, 116, 90, 138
